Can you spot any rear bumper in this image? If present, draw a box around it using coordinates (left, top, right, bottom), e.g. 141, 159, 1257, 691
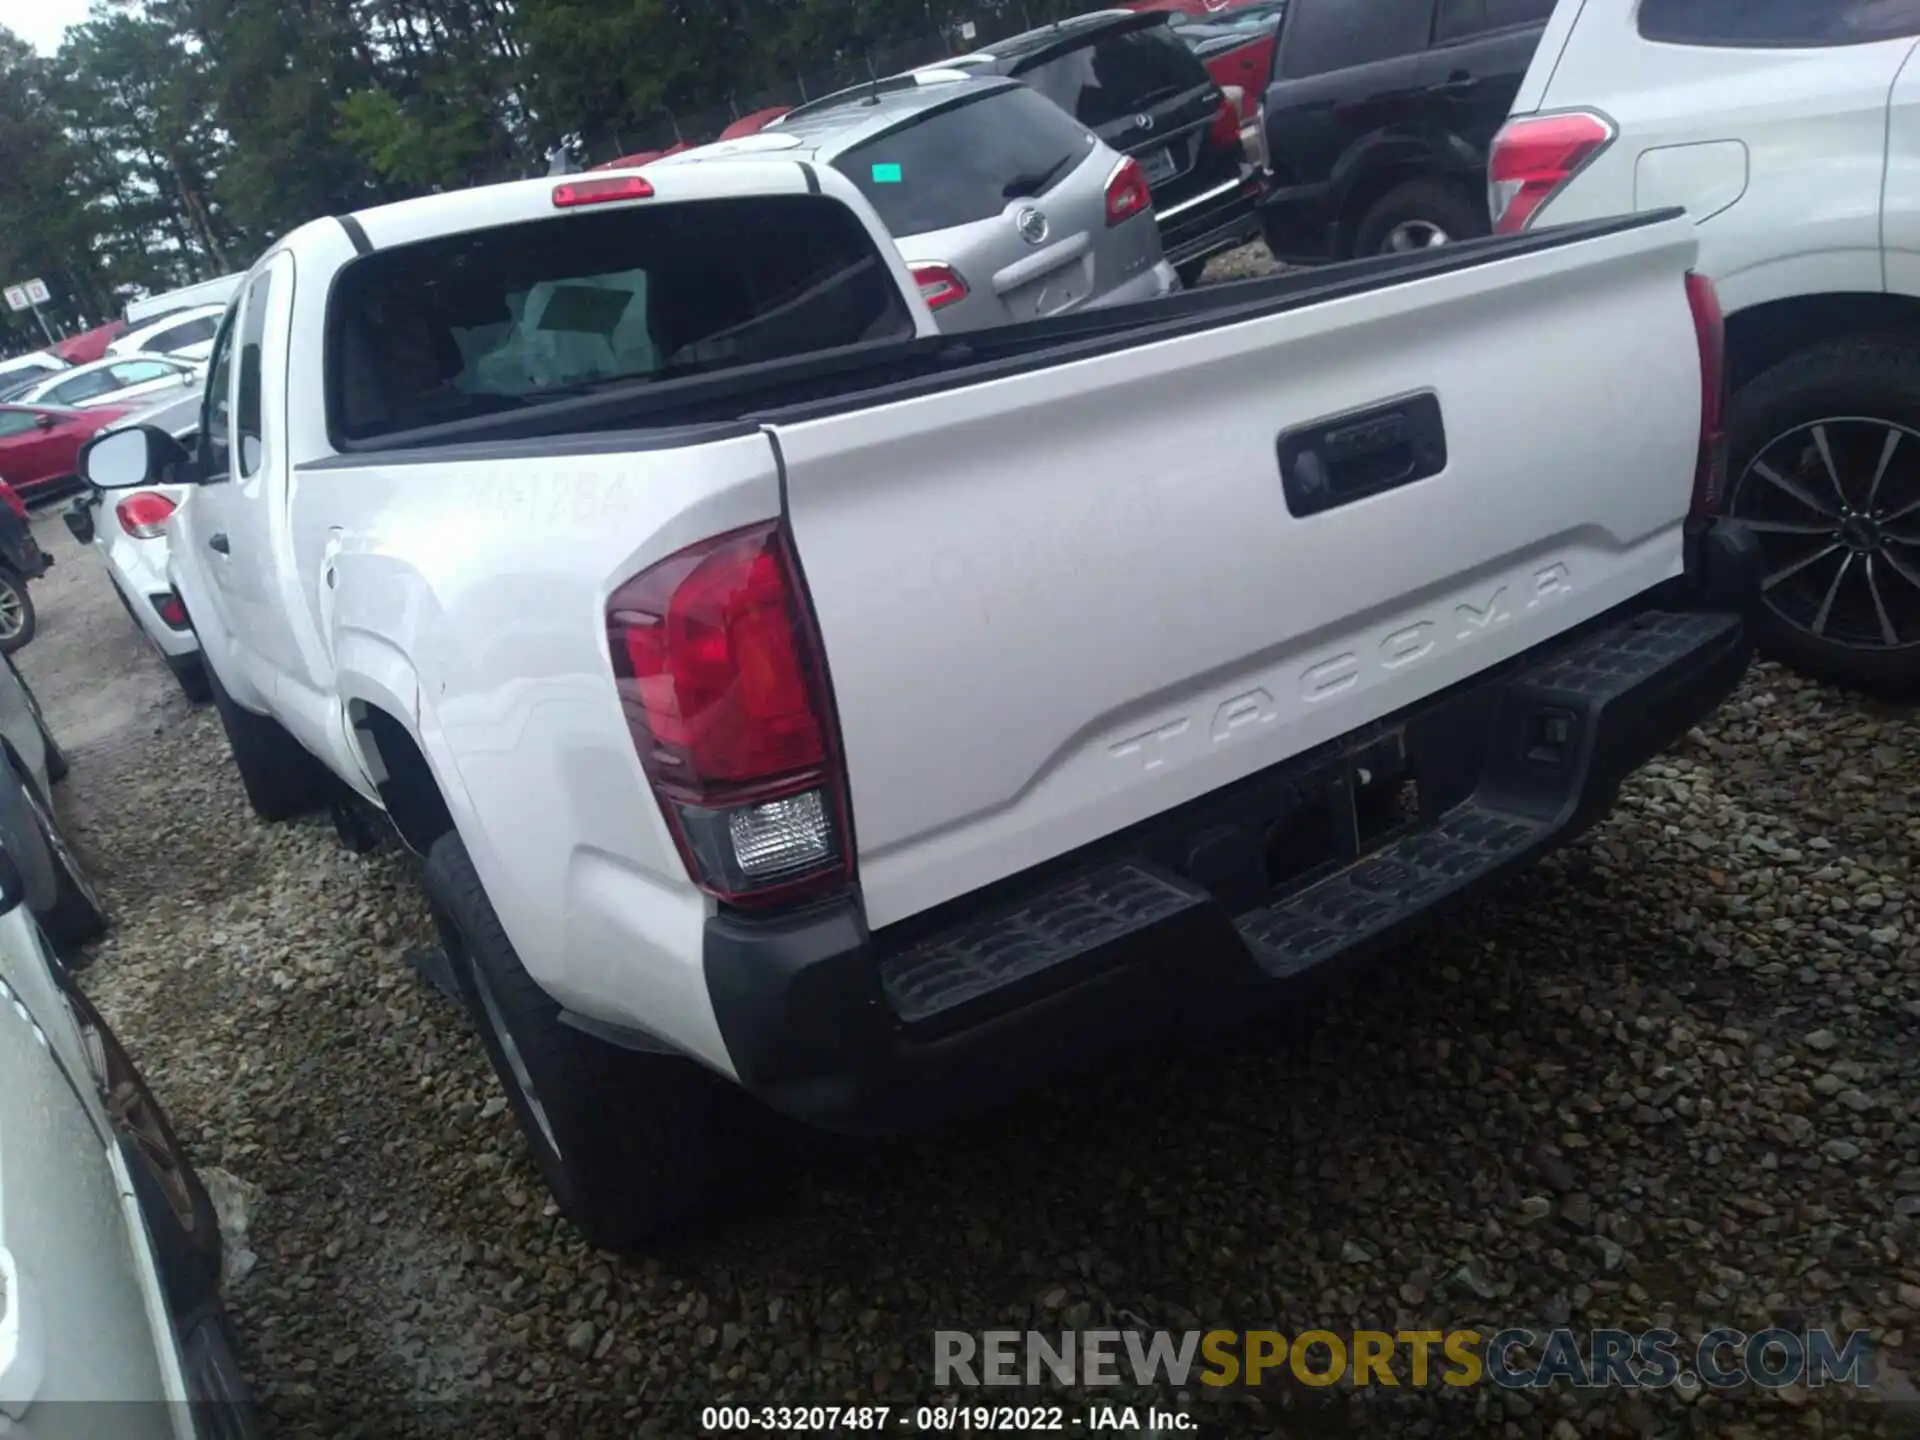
1158, 172, 1266, 270
705, 522, 1760, 1136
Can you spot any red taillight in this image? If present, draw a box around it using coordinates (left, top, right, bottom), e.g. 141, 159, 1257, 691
115, 491, 176, 540
1685, 271, 1728, 520
552, 174, 655, 208
606, 522, 849, 905
1210, 92, 1242, 152
0, 482, 24, 522
1106, 155, 1152, 226
151, 591, 190, 630
1488, 110, 1615, 235
910, 262, 969, 312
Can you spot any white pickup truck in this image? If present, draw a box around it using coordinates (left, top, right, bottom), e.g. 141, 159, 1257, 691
81, 159, 1760, 1247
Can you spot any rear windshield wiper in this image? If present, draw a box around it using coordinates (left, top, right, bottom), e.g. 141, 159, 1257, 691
1003, 153, 1075, 199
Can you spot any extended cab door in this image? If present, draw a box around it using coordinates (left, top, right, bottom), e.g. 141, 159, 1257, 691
176, 255, 304, 711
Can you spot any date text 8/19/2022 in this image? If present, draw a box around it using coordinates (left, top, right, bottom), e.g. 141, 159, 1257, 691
700, 1404, 1198, 1432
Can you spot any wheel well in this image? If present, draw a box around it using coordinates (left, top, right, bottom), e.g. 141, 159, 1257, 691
350, 703, 454, 856
1336, 164, 1473, 256
1725, 292, 1920, 393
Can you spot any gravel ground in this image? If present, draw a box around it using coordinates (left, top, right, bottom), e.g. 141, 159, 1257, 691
16, 404, 1920, 1439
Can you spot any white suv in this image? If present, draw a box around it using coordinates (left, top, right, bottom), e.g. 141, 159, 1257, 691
1491, 0, 1920, 694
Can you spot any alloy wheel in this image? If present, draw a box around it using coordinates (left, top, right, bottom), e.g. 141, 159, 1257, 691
1383, 220, 1450, 253
1730, 417, 1920, 653
21, 779, 105, 917
0, 582, 27, 643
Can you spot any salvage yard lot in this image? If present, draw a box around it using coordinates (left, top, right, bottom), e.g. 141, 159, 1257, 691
21, 395, 1920, 1434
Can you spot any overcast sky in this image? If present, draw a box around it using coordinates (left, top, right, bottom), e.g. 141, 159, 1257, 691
9, 0, 91, 55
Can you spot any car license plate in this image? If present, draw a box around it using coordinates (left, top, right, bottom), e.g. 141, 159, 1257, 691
1006, 258, 1092, 321
1141, 146, 1178, 187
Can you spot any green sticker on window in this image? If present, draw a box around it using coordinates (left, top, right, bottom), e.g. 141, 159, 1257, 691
870, 162, 903, 183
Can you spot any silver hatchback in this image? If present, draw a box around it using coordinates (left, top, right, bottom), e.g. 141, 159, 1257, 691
674, 76, 1178, 332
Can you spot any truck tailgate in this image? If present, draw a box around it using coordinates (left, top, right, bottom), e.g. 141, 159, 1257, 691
775, 215, 1704, 931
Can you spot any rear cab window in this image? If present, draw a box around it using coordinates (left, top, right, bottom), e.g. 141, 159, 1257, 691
1638, 0, 1920, 46
326, 194, 916, 445
1278, 0, 1435, 76
1019, 26, 1210, 128
836, 89, 1098, 235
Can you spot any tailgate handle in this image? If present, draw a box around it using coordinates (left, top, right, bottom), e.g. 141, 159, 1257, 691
1277, 392, 1447, 518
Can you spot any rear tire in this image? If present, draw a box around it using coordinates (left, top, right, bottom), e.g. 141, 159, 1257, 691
205, 657, 330, 821
424, 831, 763, 1248
166, 651, 213, 704
0, 568, 36, 654
1353, 178, 1487, 258
18, 767, 107, 957
1725, 336, 1920, 695
7, 655, 67, 782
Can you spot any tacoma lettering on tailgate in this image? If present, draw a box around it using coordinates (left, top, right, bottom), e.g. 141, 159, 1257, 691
1107, 561, 1574, 773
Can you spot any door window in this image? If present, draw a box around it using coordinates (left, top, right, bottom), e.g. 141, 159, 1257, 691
107, 359, 178, 386
198, 303, 240, 480
1019, 27, 1210, 129
236, 274, 272, 478
1279, 0, 1435, 77
1638, 0, 1920, 46
1436, 0, 1551, 41
0, 411, 38, 438
42, 371, 119, 406
837, 88, 1096, 235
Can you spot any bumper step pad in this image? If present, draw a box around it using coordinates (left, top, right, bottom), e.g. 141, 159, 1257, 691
870, 608, 1747, 1031
879, 863, 1206, 1026
1236, 803, 1546, 978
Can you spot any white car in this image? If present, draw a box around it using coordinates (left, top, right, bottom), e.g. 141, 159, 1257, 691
106, 304, 227, 366
1492, 0, 1920, 693
0, 794, 254, 1432
62, 393, 207, 701
14, 355, 203, 412
0, 352, 67, 401
86, 157, 1755, 1248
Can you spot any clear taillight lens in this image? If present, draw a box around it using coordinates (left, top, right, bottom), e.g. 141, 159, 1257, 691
1105, 155, 1152, 226
606, 522, 851, 906
909, 262, 969, 311
1488, 110, 1615, 235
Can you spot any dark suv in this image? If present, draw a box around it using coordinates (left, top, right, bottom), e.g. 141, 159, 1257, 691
969, 11, 1265, 283
1257, 0, 1551, 263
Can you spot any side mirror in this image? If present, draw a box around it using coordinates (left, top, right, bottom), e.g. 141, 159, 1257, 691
77, 425, 189, 492
0, 839, 25, 916
33, 414, 54, 432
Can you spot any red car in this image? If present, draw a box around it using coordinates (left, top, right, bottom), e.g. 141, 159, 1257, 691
1140, 0, 1288, 118
51, 320, 127, 366
719, 106, 792, 139
0, 403, 132, 498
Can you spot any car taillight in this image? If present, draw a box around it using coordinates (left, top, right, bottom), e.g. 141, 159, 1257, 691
115, 491, 176, 540
606, 521, 850, 906
1685, 271, 1728, 520
909, 262, 969, 312
1210, 92, 1242, 151
1488, 110, 1615, 235
150, 591, 191, 630
1106, 155, 1152, 226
